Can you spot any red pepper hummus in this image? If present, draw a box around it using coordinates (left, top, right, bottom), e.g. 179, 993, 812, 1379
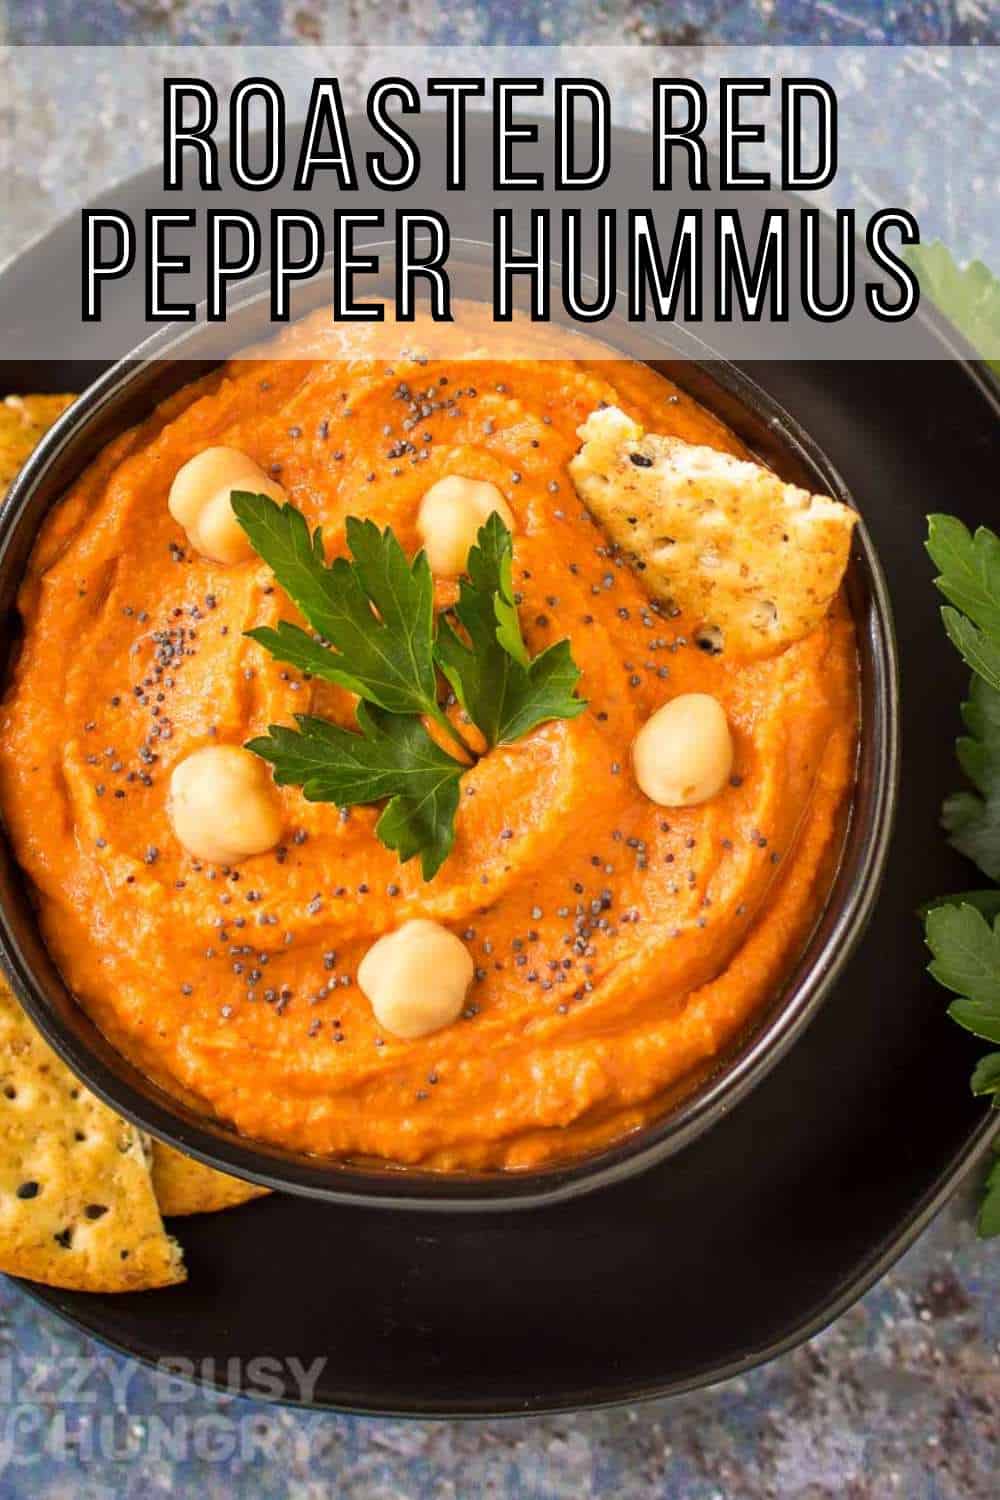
0, 306, 857, 1171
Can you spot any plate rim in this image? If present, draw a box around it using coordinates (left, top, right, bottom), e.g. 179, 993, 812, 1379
13, 1114, 998, 1418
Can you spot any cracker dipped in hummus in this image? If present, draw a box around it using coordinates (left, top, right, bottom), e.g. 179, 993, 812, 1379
0, 305, 859, 1173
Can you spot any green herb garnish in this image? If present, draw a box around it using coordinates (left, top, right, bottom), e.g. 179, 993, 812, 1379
925, 901, 1000, 1046
232, 494, 585, 879
927, 514, 1000, 694
924, 896, 1000, 1236
247, 703, 463, 880
233, 499, 456, 740
979, 1152, 1000, 1237
905, 242, 1000, 379
939, 672, 1000, 883
925, 514, 1000, 1237
435, 512, 587, 747
917, 245, 1000, 1237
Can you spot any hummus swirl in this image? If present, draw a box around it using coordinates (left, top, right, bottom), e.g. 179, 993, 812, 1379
0, 307, 857, 1170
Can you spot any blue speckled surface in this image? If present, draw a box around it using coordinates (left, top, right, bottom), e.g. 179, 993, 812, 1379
0, 3, 998, 1494
4, 0, 1000, 47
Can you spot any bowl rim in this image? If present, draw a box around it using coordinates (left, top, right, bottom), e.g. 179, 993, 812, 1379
0, 249, 900, 1210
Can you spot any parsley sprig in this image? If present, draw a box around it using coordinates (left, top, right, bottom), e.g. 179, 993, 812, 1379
925, 515, 1000, 1236
916, 245, 1000, 1238
232, 493, 585, 878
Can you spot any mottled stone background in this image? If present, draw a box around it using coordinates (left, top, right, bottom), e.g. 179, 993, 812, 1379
0, 2, 998, 1496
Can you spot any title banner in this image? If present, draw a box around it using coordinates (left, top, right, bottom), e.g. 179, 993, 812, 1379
1, 45, 996, 362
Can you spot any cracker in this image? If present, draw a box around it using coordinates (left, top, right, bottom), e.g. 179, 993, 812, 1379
152, 1141, 270, 1217
0, 394, 75, 498
0, 977, 184, 1292
569, 406, 857, 658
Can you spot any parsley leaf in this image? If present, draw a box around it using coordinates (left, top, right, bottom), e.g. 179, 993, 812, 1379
980, 1150, 1000, 1237
947, 609, 1000, 696
233, 494, 444, 722
927, 514, 1000, 641
940, 608, 1000, 695
905, 242, 1000, 378
971, 1053, 1000, 1098
435, 512, 587, 746
925, 902, 1000, 1044
247, 704, 462, 880
941, 674, 1000, 881
246, 621, 353, 685
926, 514, 1000, 690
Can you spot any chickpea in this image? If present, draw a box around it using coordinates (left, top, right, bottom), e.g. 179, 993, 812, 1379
358, 920, 473, 1040
167, 446, 286, 564
167, 745, 282, 865
632, 693, 734, 808
417, 475, 515, 576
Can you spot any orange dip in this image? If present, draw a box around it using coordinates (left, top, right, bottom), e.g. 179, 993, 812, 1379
0, 306, 857, 1171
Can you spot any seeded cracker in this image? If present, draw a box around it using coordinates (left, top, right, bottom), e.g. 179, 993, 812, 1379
569, 406, 857, 658
0, 976, 185, 1292
152, 1141, 269, 1216
0, 395, 75, 498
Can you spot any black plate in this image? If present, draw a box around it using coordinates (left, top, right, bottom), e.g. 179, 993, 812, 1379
1, 133, 998, 1415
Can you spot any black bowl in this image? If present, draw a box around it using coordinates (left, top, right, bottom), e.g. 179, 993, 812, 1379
0, 250, 899, 1209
